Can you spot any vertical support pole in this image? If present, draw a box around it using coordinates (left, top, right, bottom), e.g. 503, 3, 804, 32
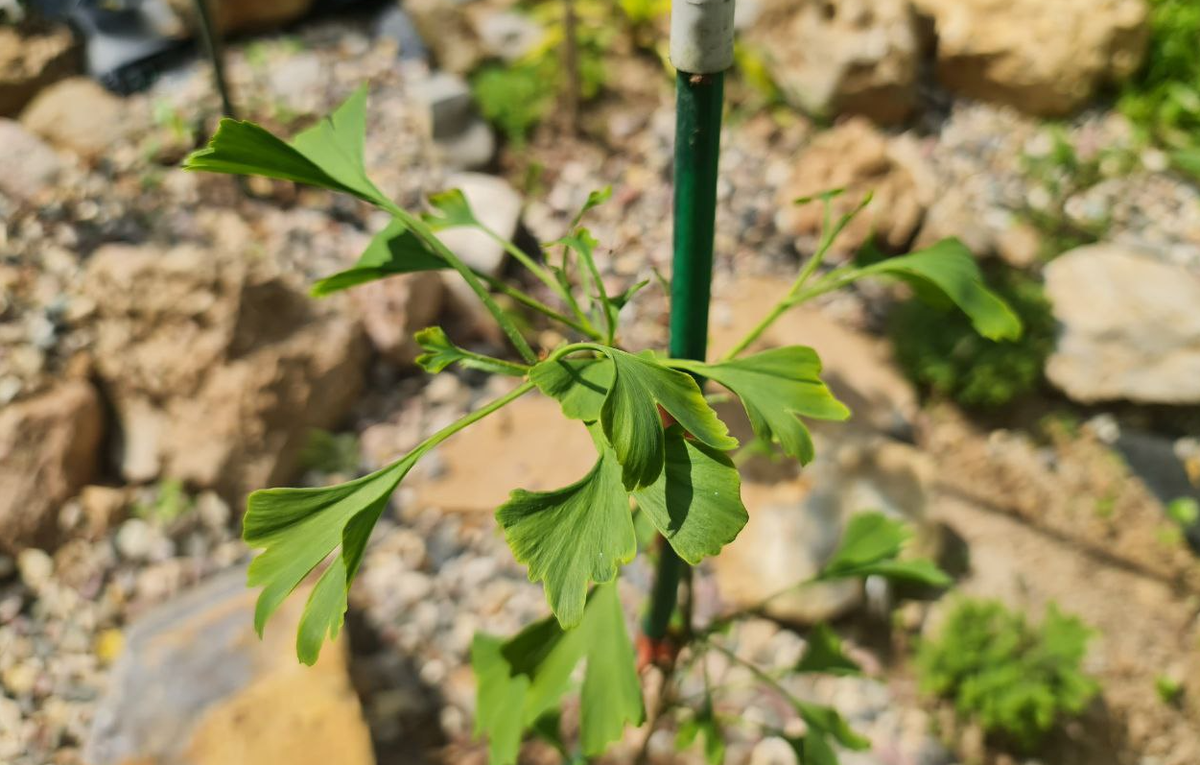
643, 0, 735, 646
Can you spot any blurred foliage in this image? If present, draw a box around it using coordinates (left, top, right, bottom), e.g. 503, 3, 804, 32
471, 1, 611, 145
133, 478, 193, 523
299, 429, 361, 475
1018, 126, 1135, 259
1119, 0, 1200, 178
1155, 675, 1185, 707
918, 599, 1098, 751
890, 265, 1055, 408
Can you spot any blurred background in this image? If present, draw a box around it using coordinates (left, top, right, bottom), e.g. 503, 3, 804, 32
1, 0, 1199, 764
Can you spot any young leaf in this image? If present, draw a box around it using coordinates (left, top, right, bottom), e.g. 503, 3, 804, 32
495, 436, 636, 627
424, 188, 481, 230
413, 326, 526, 376
311, 219, 446, 296
531, 356, 614, 422
472, 583, 643, 765
558, 229, 616, 333
184, 85, 387, 206
570, 186, 613, 227
577, 582, 645, 755
675, 708, 725, 765
795, 624, 862, 676
673, 347, 850, 464
243, 455, 413, 664
858, 239, 1022, 341
601, 349, 737, 490
631, 425, 747, 564
817, 512, 951, 587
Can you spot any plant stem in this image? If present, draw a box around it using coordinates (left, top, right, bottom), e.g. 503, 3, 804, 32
411, 381, 536, 460
561, 0, 581, 135
383, 203, 539, 364
193, 0, 237, 119
477, 272, 603, 340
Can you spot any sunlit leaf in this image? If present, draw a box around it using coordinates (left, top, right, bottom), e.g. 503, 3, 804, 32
243, 455, 412, 664
632, 425, 747, 564
472, 583, 644, 765
495, 434, 636, 627
424, 188, 480, 230
674, 347, 849, 464
184, 85, 387, 206
817, 512, 951, 587
859, 239, 1022, 341
413, 326, 523, 376
795, 624, 862, 676
601, 349, 737, 490
795, 701, 870, 750
311, 220, 446, 296
531, 356, 614, 422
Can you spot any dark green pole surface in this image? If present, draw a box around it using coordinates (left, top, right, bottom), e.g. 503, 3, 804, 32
643, 70, 726, 642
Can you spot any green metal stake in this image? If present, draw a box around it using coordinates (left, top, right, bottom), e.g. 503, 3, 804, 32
643, 0, 735, 644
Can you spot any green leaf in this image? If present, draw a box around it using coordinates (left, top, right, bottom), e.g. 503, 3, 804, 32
795, 701, 870, 751
577, 582, 644, 754
674, 347, 850, 464
571, 186, 613, 227
184, 85, 386, 206
817, 512, 951, 587
675, 709, 725, 765
632, 425, 747, 564
243, 456, 412, 664
600, 349, 738, 489
495, 435, 636, 627
424, 188, 480, 230
859, 239, 1022, 341
472, 583, 643, 765
558, 229, 616, 328
413, 326, 524, 376
611, 279, 650, 311
531, 356, 614, 422
796, 624, 862, 677
311, 220, 446, 296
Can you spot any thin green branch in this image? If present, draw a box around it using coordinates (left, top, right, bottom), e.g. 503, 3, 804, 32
381, 202, 539, 364
410, 380, 536, 461
721, 193, 872, 361
477, 272, 604, 340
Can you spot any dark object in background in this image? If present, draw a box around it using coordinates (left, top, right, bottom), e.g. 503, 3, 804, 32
24, 0, 383, 94
1113, 429, 1200, 554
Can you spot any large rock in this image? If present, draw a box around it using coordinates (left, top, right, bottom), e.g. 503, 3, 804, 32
20, 77, 139, 159
0, 118, 62, 203
1045, 244, 1200, 404
84, 242, 367, 498
747, 0, 919, 125
715, 436, 934, 624
776, 118, 932, 255
164, 0, 315, 34
913, 0, 1148, 117
0, 381, 103, 553
84, 567, 374, 765
0, 23, 78, 117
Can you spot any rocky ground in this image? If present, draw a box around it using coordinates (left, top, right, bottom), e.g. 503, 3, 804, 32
2, 1, 1200, 764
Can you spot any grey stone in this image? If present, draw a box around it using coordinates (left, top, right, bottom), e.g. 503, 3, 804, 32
475, 10, 543, 62
1045, 244, 1200, 404
412, 70, 475, 139
374, 3, 428, 60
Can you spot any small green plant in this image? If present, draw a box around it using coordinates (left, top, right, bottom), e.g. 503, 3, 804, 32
918, 599, 1098, 751
471, 2, 610, 144
1155, 674, 1184, 706
133, 478, 193, 523
1119, 0, 1200, 178
1018, 127, 1134, 259
891, 265, 1054, 408
183, 87, 1020, 764
299, 429, 361, 475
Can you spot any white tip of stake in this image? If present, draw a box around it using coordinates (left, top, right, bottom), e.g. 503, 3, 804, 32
670, 0, 736, 75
